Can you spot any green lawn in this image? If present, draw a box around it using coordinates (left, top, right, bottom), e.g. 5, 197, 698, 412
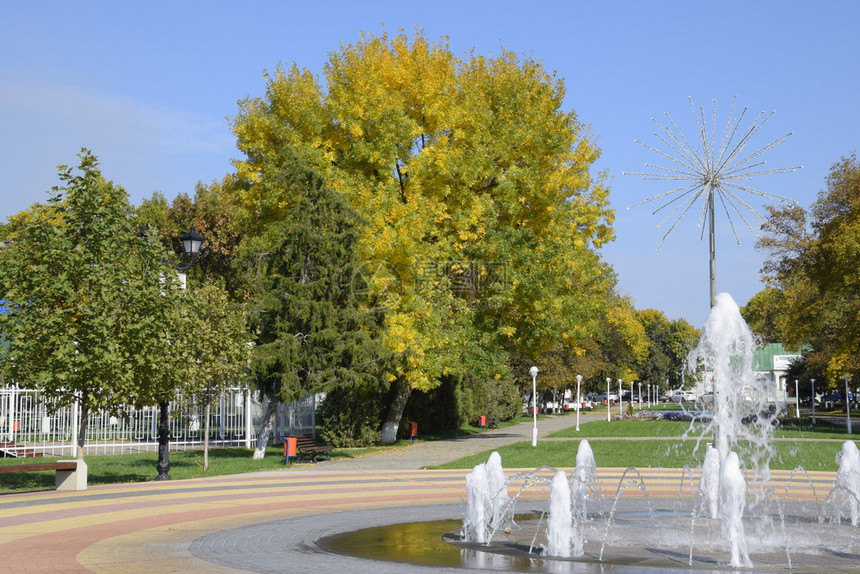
437, 418, 856, 472
434, 438, 848, 472
550, 418, 853, 440
0, 444, 397, 494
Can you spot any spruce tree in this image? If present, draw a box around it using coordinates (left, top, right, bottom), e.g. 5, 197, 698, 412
243, 159, 387, 455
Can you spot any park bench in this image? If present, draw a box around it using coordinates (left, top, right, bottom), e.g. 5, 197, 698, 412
0, 459, 87, 491
290, 434, 334, 463
486, 418, 500, 429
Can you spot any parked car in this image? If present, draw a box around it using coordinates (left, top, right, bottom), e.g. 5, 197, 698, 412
594, 391, 619, 404
699, 392, 714, 405
670, 390, 697, 403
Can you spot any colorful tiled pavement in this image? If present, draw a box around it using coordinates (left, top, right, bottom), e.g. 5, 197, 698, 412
0, 414, 847, 573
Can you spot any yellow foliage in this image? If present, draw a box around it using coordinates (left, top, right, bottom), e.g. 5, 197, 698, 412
231, 28, 614, 387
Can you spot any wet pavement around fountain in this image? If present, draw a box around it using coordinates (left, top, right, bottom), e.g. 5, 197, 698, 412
0, 411, 854, 574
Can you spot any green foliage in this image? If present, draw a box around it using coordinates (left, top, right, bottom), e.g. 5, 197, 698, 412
136, 176, 247, 298
0, 150, 199, 455
635, 309, 700, 389
756, 153, 860, 385
186, 283, 251, 399
241, 157, 388, 405
403, 375, 463, 434
318, 387, 385, 447
404, 371, 523, 436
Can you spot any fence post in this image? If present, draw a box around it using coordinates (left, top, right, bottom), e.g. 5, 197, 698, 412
244, 390, 252, 449
7, 388, 16, 442
70, 396, 80, 455
219, 394, 226, 440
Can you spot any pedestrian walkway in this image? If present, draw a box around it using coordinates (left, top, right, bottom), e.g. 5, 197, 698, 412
0, 412, 838, 573
323, 411, 607, 470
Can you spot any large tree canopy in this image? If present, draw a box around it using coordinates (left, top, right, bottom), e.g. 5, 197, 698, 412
231, 30, 615, 442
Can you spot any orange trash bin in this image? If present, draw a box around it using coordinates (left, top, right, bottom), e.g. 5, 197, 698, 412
283, 436, 297, 465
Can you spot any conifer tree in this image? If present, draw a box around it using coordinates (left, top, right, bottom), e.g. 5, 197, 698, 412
242, 157, 387, 456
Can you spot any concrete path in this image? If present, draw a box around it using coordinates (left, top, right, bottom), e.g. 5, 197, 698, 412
0, 412, 840, 573
323, 411, 607, 470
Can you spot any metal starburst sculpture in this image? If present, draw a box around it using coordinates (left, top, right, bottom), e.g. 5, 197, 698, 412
625, 96, 801, 307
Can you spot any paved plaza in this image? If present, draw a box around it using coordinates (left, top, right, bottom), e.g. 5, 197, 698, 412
0, 412, 840, 573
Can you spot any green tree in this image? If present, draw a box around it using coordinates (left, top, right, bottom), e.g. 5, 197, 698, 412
184, 283, 251, 470
240, 158, 388, 455
136, 176, 247, 298
756, 153, 860, 384
596, 296, 648, 383
0, 150, 196, 459
741, 287, 788, 344
231, 30, 613, 442
635, 309, 700, 391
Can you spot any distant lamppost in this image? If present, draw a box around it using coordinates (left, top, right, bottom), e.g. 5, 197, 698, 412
794, 379, 799, 417
810, 378, 816, 425
530, 366, 539, 447
575, 374, 582, 432
606, 378, 611, 422
845, 375, 852, 435
155, 226, 203, 481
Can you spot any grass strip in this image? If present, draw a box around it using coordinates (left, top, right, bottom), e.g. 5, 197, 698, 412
436, 437, 848, 472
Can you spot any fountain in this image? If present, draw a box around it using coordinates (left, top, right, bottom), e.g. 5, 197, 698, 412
455, 293, 860, 571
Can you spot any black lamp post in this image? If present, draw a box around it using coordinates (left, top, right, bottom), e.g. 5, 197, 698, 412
155, 226, 203, 481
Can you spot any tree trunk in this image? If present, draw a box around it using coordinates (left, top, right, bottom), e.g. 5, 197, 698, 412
76, 400, 89, 461
252, 395, 280, 460
203, 401, 211, 471
380, 377, 412, 444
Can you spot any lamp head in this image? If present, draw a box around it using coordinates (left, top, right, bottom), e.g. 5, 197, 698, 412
180, 226, 204, 257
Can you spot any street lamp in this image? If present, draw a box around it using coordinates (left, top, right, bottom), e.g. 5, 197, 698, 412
618, 379, 623, 417
530, 366, 539, 447
155, 226, 204, 481
575, 374, 582, 432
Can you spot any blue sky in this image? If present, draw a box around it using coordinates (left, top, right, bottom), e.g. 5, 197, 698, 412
2, 1, 857, 328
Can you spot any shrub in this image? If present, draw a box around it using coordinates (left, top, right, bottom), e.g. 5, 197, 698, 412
319, 387, 384, 447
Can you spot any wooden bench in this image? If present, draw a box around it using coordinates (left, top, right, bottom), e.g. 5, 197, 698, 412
0, 460, 87, 491
290, 434, 334, 463
487, 418, 500, 429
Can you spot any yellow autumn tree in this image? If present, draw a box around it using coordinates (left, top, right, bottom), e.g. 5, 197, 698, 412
231, 29, 614, 442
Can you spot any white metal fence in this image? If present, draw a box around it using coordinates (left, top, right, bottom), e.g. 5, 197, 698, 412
0, 386, 316, 458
